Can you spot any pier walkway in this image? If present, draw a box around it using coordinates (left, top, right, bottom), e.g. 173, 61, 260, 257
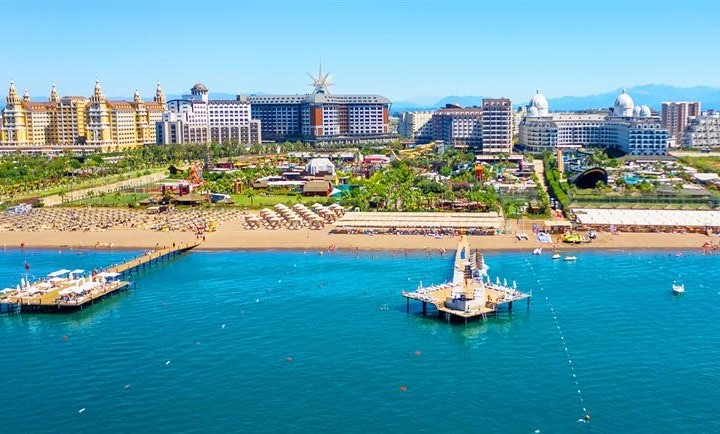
402, 235, 531, 322
106, 241, 200, 277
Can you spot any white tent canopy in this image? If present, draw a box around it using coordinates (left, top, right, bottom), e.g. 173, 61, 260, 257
573, 208, 720, 227
335, 212, 504, 230
47, 269, 72, 277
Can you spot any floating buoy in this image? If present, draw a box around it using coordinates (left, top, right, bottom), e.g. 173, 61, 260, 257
414, 351, 421, 356
221, 324, 226, 329
165, 360, 172, 366
124, 384, 131, 389
399, 385, 406, 392
78, 408, 85, 414
62, 335, 69, 341
286, 357, 293, 362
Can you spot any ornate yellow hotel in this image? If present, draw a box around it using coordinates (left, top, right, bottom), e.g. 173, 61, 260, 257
0, 80, 166, 153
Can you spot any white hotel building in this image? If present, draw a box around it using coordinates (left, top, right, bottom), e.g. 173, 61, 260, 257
156, 83, 261, 146
398, 111, 433, 139
683, 112, 720, 149
518, 89, 669, 155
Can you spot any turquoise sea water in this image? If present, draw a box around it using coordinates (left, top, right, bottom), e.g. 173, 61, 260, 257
1, 247, 719, 434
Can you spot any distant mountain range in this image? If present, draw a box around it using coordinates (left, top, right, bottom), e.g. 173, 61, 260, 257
391, 84, 720, 114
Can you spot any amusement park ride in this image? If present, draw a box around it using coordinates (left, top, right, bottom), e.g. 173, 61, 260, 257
186, 165, 205, 190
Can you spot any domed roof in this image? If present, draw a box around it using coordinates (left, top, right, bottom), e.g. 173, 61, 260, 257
527, 106, 540, 117
529, 89, 549, 110
640, 105, 652, 117
633, 106, 642, 117
191, 82, 208, 92
614, 88, 634, 110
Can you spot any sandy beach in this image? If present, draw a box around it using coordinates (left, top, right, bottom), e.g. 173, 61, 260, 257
0, 221, 715, 252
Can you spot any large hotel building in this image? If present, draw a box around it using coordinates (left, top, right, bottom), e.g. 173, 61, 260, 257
0, 81, 166, 153
518, 89, 670, 155
661, 101, 701, 146
400, 98, 514, 154
241, 67, 392, 144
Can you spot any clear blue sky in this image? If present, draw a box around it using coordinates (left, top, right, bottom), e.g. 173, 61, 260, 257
2, 0, 718, 104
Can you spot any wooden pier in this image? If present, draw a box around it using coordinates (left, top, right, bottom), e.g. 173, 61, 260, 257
402, 235, 531, 322
106, 241, 200, 277
0, 241, 200, 313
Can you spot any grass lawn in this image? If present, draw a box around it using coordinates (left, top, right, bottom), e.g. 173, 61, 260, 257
64, 192, 337, 210
678, 156, 720, 175
70, 193, 151, 207
6, 168, 166, 203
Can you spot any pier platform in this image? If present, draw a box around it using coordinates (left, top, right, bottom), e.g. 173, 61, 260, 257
3, 280, 131, 313
402, 235, 531, 322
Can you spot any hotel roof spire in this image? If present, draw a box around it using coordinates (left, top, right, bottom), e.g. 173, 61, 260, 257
308, 62, 333, 94
90, 79, 106, 103
49, 83, 60, 103
7, 81, 21, 105
154, 82, 166, 105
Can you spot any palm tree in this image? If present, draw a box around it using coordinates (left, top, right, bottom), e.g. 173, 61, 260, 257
244, 188, 257, 208
57, 187, 67, 204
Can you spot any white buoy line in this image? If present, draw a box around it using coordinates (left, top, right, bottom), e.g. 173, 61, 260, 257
525, 258, 591, 424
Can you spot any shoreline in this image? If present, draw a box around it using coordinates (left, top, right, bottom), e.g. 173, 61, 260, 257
1, 227, 716, 253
